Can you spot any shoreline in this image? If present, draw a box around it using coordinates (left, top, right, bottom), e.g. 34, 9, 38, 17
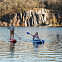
0, 25, 62, 27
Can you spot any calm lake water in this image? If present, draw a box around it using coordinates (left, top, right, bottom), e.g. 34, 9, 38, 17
0, 27, 62, 62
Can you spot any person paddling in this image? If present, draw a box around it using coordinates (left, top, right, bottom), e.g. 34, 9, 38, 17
8, 23, 15, 39
8, 23, 16, 49
27, 32, 39, 40
27, 32, 44, 45
33, 32, 39, 40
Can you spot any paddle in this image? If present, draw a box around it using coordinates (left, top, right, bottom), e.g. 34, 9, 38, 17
14, 33, 21, 40
7, 26, 21, 40
27, 32, 33, 36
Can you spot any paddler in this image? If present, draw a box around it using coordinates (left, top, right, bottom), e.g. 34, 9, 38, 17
33, 32, 39, 40
8, 23, 16, 49
8, 23, 15, 39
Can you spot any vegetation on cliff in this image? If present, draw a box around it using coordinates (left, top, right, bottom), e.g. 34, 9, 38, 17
0, 0, 62, 26
0, 0, 62, 16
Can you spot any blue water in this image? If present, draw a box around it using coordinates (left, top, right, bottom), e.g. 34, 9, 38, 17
0, 27, 62, 62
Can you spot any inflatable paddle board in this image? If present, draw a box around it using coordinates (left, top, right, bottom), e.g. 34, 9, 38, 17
9, 38, 17, 43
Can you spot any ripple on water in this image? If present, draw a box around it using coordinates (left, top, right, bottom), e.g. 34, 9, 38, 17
0, 27, 62, 62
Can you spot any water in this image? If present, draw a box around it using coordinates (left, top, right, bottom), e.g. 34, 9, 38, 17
0, 27, 62, 62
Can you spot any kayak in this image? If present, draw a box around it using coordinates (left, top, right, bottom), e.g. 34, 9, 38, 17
32, 40, 44, 44
9, 38, 17, 43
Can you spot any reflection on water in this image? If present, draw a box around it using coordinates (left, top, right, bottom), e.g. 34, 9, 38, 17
10, 42, 15, 58
10, 48, 14, 58
0, 27, 62, 62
